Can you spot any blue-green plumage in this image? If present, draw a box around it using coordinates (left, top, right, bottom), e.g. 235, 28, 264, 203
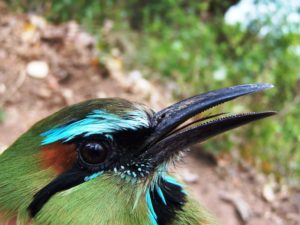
0, 84, 275, 225
41, 109, 150, 145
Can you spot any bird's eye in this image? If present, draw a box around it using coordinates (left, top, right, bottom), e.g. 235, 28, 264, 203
79, 142, 108, 165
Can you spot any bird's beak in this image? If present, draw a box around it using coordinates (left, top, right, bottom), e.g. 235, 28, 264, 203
142, 83, 276, 165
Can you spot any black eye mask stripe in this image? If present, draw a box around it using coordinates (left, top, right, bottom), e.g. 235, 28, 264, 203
28, 165, 89, 217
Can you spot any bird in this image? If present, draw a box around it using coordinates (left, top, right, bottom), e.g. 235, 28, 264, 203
0, 83, 275, 225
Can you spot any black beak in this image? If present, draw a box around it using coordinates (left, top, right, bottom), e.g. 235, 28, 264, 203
142, 83, 276, 165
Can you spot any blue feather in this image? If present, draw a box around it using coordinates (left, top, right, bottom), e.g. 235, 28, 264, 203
84, 171, 103, 182
155, 184, 167, 205
146, 189, 158, 225
41, 109, 149, 145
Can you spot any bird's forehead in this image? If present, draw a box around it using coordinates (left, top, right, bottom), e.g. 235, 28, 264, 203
37, 98, 153, 145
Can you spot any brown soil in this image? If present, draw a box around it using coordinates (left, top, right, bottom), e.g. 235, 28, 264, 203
0, 5, 299, 225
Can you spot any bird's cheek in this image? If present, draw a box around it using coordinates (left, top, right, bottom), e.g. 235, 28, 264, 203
39, 143, 77, 175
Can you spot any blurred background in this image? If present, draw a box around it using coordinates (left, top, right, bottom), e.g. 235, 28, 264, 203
0, 0, 299, 224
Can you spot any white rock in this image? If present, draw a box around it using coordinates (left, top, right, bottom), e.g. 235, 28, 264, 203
61, 88, 74, 105
29, 14, 47, 29
263, 183, 276, 202
220, 192, 252, 222
0, 83, 6, 94
26, 61, 49, 79
76, 32, 95, 47
181, 169, 199, 183
96, 91, 107, 98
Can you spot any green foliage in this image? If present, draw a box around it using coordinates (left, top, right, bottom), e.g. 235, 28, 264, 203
5, 0, 300, 184
0, 110, 5, 123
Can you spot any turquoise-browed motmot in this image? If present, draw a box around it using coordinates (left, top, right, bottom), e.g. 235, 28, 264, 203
0, 84, 275, 225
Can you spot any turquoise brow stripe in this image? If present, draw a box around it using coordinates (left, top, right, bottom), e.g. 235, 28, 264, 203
41, 109, 150, 145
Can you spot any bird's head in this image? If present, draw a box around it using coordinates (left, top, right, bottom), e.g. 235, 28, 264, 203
0, 84, 275, 225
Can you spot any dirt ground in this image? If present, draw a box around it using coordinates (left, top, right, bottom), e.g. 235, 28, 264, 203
0, 5, 299, 225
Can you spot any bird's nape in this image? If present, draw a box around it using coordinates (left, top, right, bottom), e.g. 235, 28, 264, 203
0, 83, 276, 225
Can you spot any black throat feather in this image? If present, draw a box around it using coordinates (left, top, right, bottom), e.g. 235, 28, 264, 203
149, 177, 187, 225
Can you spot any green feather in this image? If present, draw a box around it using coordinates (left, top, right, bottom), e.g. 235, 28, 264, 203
0, 160, 220, 225
0, 131, 50, 223
0, 99, 221, 225
0, 139, 220, 225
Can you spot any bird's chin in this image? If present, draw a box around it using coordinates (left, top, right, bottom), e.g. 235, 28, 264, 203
140, 84, 276, 167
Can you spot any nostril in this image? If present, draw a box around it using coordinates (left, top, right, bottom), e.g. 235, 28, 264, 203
152, 113, 166, 127
159, 113, 166, 120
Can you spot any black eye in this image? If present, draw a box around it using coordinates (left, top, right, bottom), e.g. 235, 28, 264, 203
79, 142, 108, 165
